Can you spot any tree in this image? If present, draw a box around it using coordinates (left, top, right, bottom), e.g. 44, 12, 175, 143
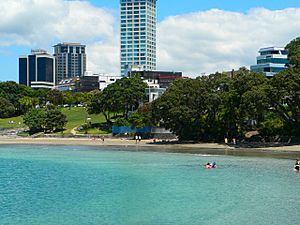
286, 37, 300, 68
74, 92, 89, 104
0, 97, 15, 118
219, 69, 268, 136
19, 96, 39, 114
151, 68, 269, 141
32, 88, 49, 106
44, 106, 67, 132
88, 76, 147, 123
87, 90, 113, 122
63, 91, 75, 106
268, 68, 300, 135
23, 106, 67, 133
101, 75, 147, 117
0, 81, 34, 115
23, 108, 46, 133
152, 78, 213, 141
48, 89, 63, 105
128, 112, 149, 128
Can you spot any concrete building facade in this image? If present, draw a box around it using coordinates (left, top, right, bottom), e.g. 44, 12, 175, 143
98, 74, 123, 91
53, 43, 86, 83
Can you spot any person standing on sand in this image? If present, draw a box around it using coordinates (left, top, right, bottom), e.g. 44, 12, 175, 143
224, 138, 228, 144
135, 135, 138, 144
138, 136, 142, 143
233, 138, 236, 145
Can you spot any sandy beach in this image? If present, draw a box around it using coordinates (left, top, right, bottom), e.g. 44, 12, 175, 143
0, 136, 226, 149
0, 136, 300, 157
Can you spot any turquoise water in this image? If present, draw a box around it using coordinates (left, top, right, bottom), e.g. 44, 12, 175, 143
0, 145, 299, 225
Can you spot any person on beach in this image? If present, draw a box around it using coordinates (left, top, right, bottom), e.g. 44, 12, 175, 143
135, 135, 138, 144
138, 136, 141, 143
233, 138, 236, 145
224, 138, 228, 144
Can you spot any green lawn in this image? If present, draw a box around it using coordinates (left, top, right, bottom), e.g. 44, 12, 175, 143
60, 107, 108, 134
0, 107, 108, 135
0, 116, 25, 130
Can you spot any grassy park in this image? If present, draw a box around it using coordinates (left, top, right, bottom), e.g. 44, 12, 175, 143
0, 115, 26, 129
0, 107, 109, 135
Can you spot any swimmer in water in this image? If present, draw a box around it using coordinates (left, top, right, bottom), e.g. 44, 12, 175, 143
294, 160, 300, 172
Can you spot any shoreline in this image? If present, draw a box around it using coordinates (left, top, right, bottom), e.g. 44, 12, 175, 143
0, 136, 300, 159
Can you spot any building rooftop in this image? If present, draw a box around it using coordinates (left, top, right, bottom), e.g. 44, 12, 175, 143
30, 49, 50, 55
259, 46, 285, 52
53, 42, 85, 47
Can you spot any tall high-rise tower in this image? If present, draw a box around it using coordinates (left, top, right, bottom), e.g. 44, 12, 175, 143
120, 0, 157, 76
53, 43, 86, 83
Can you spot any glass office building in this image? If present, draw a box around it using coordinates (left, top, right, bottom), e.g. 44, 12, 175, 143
19, 50, 55, 89
250, 47, 289, 77
120, 0, 157, 76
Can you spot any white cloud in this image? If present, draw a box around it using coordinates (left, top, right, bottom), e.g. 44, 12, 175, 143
0, 0, 115, 44
157, 8, 300, 76
87, 38, 119, 76
1, 2, 300, 77
0, 0, 119, 76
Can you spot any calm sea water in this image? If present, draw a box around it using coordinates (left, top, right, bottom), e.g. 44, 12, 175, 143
0, 145, 299, 225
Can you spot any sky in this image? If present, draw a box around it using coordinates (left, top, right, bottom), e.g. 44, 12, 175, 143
1, 0, 300, 81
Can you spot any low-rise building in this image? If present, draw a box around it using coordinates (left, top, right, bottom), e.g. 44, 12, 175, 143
55, 73, 99, 92
55, 77, 79, 92
98, 74, 122, 91
79, 73, 100, 92
144, 79, 165, 102
127, 70, 183, 102
128, 70, 183, 88
250, 47, 289, 77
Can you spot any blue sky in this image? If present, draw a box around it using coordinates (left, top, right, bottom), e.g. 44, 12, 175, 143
1, 0, 300, 81
90, 0, 300, 20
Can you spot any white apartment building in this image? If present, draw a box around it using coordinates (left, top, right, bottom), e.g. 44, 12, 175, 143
98, 74, 123, 91
250, 47, 289, 77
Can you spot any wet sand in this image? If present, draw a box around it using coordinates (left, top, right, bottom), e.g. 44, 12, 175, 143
0, 136, 300, 159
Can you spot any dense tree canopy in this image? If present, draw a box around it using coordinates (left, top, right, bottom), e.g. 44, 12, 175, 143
23, 108, 46, 133
268, 68, 300, 135
286, 37, 300, 68
48, 89, 64, 106
0, 97, 15, 118
23, 106, 67, 133
151, 68, 295, 141
88, 76, 147, 123
2, 36, 300, 141
19, 96, 39, 114
0, 81, 34, 116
